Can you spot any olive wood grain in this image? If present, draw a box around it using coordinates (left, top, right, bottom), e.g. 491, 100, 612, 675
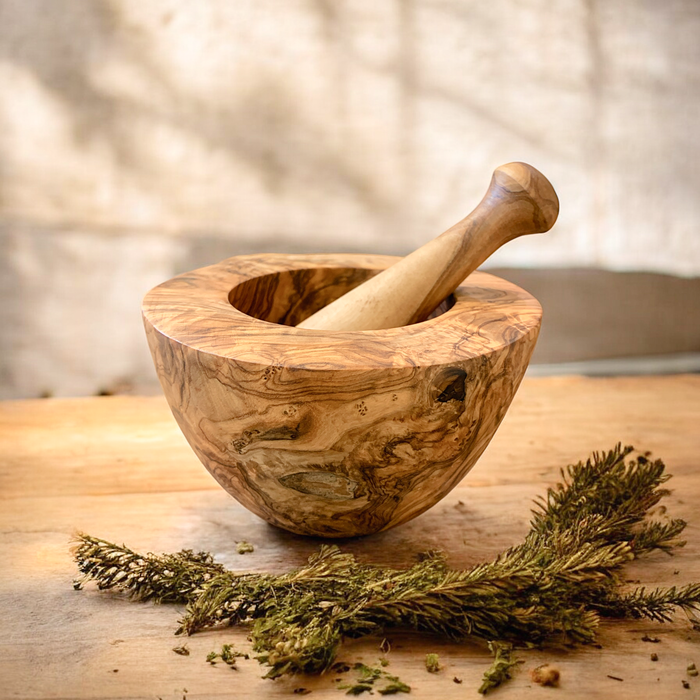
142, 253, 541, 537
297, 162, 558, 331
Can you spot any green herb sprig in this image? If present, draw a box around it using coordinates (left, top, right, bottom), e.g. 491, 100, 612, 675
479, 642, 521, 695
72, 445, 700, 693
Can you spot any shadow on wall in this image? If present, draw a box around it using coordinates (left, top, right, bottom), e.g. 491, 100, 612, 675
0, 0, 414, 399
0, 0, 564, 400
0, 0, 413, 228
1, 0, 698, 398
0, 0, 577, 238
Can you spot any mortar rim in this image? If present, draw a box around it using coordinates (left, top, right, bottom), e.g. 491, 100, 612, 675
142, 252, 542, 371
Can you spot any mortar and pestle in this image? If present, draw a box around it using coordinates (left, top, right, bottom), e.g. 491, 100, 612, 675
143, 163, 558, 537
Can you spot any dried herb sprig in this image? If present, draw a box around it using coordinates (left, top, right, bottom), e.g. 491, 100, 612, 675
72, 445, 700, 692
72, 536, 226, 602
478, 642, 521, 695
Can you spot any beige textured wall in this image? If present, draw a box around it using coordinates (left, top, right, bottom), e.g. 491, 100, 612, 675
1, 0, 699, 398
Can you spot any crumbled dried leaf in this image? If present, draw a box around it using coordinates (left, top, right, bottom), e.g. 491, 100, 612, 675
531, 664, 560, 687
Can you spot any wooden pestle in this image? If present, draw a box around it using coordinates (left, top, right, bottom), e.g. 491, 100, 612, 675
297, 162, 559, 331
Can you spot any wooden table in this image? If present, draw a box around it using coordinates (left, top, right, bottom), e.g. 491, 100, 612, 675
1, 376, 699, 699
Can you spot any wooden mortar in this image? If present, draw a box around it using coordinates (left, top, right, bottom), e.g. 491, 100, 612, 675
142, 253, 541, 537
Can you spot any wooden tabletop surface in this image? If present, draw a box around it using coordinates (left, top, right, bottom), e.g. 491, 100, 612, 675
1, 375, 699, 699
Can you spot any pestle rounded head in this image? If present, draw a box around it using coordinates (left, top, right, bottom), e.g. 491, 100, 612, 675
492, 162, 559, 232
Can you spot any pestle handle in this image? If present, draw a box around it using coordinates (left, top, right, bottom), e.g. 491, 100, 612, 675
296, 162, 559, 331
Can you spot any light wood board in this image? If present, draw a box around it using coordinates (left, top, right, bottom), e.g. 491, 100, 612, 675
1, 375, 699, 698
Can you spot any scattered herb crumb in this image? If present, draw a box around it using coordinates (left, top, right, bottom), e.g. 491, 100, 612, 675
293, 689, 312, 695
607, 675, 624, 682
338, 664, 409, 696
425, 653, 441, 673
682, 680, 691, 689
236, 541, 254, 554
641, 635, 660, 643
331, 662, 351, 674
172, 645, 190, 656
377, 676, 410, 695
651, 653, 659, 662
353, 663, 382, 683
341, 683, 373, 696
688, 663, 698, 677
380, 658, 390, 667
206, 643, 248, 667
531, 664, 560, 687
453, 677, 463, 684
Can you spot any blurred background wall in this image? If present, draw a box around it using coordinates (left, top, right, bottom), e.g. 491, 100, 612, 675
1, 0, 699, 399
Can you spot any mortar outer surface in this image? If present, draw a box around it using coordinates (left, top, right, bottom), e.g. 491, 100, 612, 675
141, 253, 541, 537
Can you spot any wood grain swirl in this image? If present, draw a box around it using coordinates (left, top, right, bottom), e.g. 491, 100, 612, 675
142, 253, 541, 537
